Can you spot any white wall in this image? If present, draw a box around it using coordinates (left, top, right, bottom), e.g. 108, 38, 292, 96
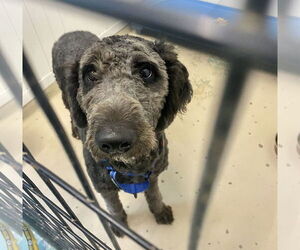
0, 0, 126, 107
289, 0, 300, 17
0, 0, 22, 107
22, 0, 126, 105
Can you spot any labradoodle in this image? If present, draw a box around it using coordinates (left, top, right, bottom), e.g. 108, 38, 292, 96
52, 31, 192, 237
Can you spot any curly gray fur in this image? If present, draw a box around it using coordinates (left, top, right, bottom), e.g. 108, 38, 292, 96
52, 31, 192, 237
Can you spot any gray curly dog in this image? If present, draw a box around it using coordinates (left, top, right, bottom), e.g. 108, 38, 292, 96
52, 31, 192, 237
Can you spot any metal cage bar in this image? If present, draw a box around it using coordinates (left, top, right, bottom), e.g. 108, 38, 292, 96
0, 49, 22, 106
54, 0, 277, 73
0, 0, 277, 249
23, 144, 102, 249
23, 53, 121, 250
23, 145, 159, 250
23, 174, 111, 249
188, 60, 249, 249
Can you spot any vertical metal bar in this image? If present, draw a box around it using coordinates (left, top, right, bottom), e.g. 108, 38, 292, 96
23, 189, 95, 250
0, 173, 63, 249
188, 60, 249, 250
0, 172, 22, 196
0, 176, 22, 235
23, 54, 120, 250
0, 143, 22, 174
23, 198, 78, 250
0, 49, 22, 106
246, 0, 271, 14
22, 174, 90, 250
23, 147, 159, 250
23, 144, 100, 249
22, 55, 93, 198
22, 179, 111, 249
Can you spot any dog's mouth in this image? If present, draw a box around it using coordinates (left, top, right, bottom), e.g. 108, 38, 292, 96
111, 154, 138, 165
108, 151, 157, 173
85, 123, 158, 167
106, 147, 155, 167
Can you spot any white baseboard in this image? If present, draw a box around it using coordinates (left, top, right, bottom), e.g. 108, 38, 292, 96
0, 88, 13, 107
23, 71, 55, 105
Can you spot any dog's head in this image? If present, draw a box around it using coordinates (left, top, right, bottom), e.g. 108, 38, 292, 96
71, 35, 192, 165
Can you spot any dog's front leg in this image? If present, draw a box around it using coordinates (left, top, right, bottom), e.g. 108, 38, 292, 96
83, 149, 128, 237
144, 178, 174, 224
100, 190, 128, 237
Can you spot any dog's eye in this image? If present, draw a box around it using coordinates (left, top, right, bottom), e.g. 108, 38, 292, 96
140, 67, 152, 79
86, 71, 97, 82
138, 63, 155, 83
83, 65, 97, 83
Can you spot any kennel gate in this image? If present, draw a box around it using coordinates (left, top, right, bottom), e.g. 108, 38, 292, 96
0, 0, 277, 249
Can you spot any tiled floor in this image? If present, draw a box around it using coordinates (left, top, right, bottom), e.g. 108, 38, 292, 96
22, 28, 277, 250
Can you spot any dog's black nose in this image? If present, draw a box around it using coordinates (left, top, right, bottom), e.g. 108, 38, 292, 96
95, 127, 136, 154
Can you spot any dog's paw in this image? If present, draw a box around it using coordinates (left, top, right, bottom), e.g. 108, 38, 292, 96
154, 205, 174, 224
71, 126, 80, 139
110, 224, 125, 238
109, 212, 128, 238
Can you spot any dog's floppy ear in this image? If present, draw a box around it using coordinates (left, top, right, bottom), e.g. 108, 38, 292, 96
57, 62, 87, 128
154, 41, 193, 131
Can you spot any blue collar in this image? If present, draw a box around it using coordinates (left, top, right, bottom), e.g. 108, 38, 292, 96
101, 160, 152, 197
